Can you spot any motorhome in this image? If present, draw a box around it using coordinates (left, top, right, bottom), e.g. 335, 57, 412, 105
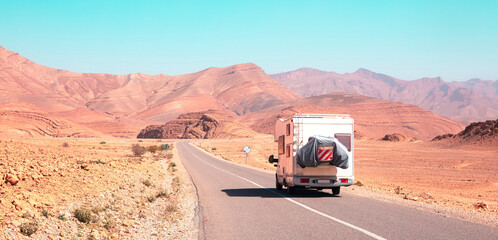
269, 113, 354, 195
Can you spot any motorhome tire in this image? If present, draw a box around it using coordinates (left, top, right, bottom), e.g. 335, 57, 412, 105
276, 175, 283, 190
332, 187, 340, 195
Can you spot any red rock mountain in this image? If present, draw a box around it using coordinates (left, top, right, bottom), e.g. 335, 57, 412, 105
245, 93, 465, 141
0, 46, 299, 136
0, 46, 467, 140
271, 68, 498, 124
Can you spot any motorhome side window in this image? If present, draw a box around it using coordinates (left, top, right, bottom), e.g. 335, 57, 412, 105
278, 135, 285, 154
286, 145, 290, 157
335, 133, 351, 152
286, 124, 290, 136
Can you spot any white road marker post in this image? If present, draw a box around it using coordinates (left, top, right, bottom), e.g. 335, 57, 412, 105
243, 146, 251, 165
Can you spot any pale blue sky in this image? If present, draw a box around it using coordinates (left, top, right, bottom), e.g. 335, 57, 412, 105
0, 0, 497, 81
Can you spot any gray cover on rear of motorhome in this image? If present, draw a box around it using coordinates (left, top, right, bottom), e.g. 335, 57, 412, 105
296, 135, 349, 169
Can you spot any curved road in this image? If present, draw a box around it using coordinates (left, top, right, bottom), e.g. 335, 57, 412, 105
177, 142, 497, 240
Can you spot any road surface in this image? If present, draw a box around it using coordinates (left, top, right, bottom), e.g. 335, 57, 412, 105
176, 142, 497, 240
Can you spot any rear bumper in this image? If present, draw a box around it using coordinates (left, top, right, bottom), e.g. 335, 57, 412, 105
292, 176, 354, 188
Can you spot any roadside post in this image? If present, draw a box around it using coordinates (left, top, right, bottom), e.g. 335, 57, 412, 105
243, 146, 251, 165
164, 144, 170, 155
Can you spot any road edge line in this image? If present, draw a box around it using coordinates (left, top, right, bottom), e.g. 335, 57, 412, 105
188, 148, 387, 240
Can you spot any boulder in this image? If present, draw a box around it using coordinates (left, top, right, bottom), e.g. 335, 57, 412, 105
5, 173, 19, 185
381, 133, 415, 142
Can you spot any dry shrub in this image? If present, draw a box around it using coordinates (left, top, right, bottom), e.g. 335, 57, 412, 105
156, 190, 168, 198
354, 181, 364, 187
103, 218, 115, 230
91, 206, 104, 214
57, 214, 67, 221
74, 208, 93, 224
172, 176, 180, 192
147, 145, 159, 153
168, 162, 177, 172
131, 144, 146, 157
62, 142, 70, 147
166, 204, 178, 213
20, 220, 38, 236
142, 179, 152, 187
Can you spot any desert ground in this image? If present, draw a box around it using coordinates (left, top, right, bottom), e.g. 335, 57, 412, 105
0, 138, 197, 239
194, 136, 498, 226
1, 134, 496, 239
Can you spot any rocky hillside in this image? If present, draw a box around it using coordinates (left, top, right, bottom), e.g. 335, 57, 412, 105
0, 102, 104, 138
0, 45, 472, 140
432, 119, 497, 145
271, 68, 497, 124
0, 46, 299, 137
246, 93, 465, 141
137, 110, 259, 139
0, 46, 298, 120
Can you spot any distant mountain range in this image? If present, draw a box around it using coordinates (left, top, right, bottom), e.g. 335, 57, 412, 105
0, 45, 468, 140
0, 46, 298, 121
271, 68, 497, 124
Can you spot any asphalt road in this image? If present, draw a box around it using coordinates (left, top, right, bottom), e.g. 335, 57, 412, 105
176, 142, 498, 240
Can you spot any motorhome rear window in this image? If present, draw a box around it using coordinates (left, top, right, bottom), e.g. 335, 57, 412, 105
278, 135, 285, 154
335, 134, 351, 152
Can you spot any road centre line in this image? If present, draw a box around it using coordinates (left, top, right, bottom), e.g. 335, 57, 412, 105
188, 149, 387, 240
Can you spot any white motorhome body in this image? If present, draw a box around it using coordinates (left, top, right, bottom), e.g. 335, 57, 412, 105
270, 113, 354, 194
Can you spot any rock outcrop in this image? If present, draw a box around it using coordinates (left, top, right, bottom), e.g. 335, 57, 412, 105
380, 133, 416, 142
432, 119, 497, 145
0, 102, 104, 138
137, 110, 258, 139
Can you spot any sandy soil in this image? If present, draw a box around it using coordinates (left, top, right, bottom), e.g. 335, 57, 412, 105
0, 138, 197, 239
194, 136, 498, 226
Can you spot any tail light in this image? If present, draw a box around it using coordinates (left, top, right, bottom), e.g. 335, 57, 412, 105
340, 178, 348, 183
300, 178, 310, 183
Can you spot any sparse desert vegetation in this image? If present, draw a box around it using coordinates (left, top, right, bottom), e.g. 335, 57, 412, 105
74, 207, 94, 224
0, 139, 197, 239
19, 219, 38, 236
131, 143, 147, 157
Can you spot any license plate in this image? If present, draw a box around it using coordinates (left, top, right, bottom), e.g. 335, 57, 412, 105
317, 180, 329, 184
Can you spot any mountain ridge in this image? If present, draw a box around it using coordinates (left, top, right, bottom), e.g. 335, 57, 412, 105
271, 67, 497, 123
0, 45, 300, 136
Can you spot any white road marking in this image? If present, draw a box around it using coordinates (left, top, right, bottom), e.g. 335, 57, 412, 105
187, 147, 387, 240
